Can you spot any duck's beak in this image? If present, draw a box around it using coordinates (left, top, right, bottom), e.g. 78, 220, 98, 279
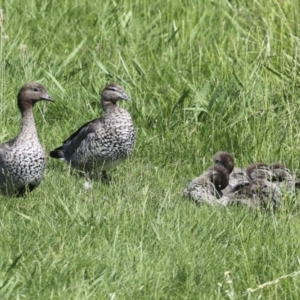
42, 93, 55, 102
120, 92, 130, 101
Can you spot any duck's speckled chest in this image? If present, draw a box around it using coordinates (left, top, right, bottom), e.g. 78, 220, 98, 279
0, 140, 46, 191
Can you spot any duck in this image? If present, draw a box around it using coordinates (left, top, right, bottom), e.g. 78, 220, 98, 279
0, 82, 54, 196
183, 164, 230, 206
49, 83, 135, 182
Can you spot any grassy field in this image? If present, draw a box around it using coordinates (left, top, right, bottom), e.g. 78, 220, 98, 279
1, 0, 300, 298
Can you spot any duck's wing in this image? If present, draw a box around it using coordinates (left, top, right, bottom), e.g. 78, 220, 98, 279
50, 117, 104, 159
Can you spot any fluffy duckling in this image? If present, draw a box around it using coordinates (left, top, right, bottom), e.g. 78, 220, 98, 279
243, 163, 282, 209
269, 162, 300, 191
183, 164, 230, 206
223, 163, 281, 209
213, 151, 250, 199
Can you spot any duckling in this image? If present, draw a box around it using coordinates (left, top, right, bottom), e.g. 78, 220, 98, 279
213, 151, 250, 199
243, 163, 282, 209
269, 162, 300, 191
183, 164, 230, 206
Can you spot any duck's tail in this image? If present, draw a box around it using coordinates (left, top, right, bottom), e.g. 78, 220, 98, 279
49, 147, 65, 160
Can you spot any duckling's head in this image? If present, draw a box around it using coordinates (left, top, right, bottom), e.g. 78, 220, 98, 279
245, 163, 272, 181
269, 162, 292, 181
213, 151, 234, 174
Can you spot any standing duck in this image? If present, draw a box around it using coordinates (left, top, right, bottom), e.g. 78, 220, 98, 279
49, 83, 135, 182
183, 164, 230, 206
0, 82, 54, 196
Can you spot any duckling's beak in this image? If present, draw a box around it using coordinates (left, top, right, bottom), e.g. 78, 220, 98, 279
42, 93, 55, 102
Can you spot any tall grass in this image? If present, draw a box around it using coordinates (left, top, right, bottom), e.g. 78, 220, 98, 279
0, 0, 300, 298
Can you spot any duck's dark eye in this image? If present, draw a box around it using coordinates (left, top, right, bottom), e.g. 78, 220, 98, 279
33, 88, 39, 92
108, 87, 117, 92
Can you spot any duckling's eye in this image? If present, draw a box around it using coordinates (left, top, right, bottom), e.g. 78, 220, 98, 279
33, 88, 39, 92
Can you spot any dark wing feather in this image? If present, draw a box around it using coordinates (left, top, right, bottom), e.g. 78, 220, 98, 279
50, 117, 105, 159
49, 146, 64, 159
62, 117, 103, 144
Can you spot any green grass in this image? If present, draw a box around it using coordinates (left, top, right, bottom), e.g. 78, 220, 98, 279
1, 0, 300, 298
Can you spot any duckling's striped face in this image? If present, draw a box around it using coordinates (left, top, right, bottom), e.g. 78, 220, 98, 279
101, 84, 130, 103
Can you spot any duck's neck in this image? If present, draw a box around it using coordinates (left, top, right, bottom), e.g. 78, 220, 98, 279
17, 106, 38, 140
102, 101, 118, 113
